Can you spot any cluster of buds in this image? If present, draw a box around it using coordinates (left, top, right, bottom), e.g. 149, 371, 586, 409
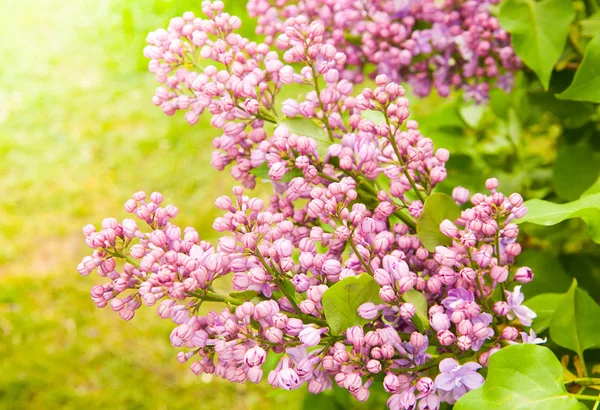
247, 0, 521, 103
80, 2, 540, 409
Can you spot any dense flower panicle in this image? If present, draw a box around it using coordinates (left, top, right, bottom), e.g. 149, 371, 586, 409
142, 0, 471, 190
247, 0, 521, 102
80, 2, 541, 410
144, 0, 305, 188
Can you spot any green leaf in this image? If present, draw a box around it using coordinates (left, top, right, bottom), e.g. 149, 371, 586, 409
249, 162, 270, 180
557, 34, 600, 103
249, 162, 303, 183
526, 293, 563, 334
528, 91, 595, 129
553, 145, 600, 201
421, 127, 472, 156
583, 174, 600, 197
455, 344, 586, 410
517, 193, 600, 243
550, 279, 600, 356
416, 193, 461, 252
361, 109, 386, 124
517, 250, 572, 297
284, 168, 304, 182
459, 102, 486, 129
280, 278, 297, 299
280, 117, 328, 141
415, 100, 471, 155
506, 108, 522, 147
580, 12, 600, 37
489, 89, 511, 119
402, 289, 430, 332
560, 253, 600, 301
499, 0, 575, 89
321, 274, 382, 335
490, 73, 531, 122
228, 290, 259, 301
414, 99, 465, 129
280, 117, 330, 158
319, 221, 336, 234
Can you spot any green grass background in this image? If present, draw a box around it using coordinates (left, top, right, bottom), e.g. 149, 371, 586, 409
0, 1, 307, 408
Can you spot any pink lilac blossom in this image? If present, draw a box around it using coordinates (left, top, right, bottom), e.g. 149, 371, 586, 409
434, 358, 484, 403
247, 0, 521, 103
504, 286, 537, 327
508, 329, 547, 345
79, 3, 540, 410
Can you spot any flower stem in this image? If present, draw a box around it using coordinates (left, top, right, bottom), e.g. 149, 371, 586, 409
393, 210, 417, 231
580, 353, 590, 378
285, 312, 327, 327
348, 234, 374, 276
317, 171, 338, 182
570, 394, 600, 402
254, 251, 302, 314
317, 171, 417, 230
310, 63, 335, 142
566, 377, 600, 387
186, 290, 241, 305
466, 248, 493, 314
383, 111, 424, 202
390, 353, 453, 373
105, 249, 141, 269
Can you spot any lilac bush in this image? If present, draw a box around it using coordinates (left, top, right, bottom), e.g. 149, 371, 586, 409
77, 2, 550, 409
247, 0, 521, 103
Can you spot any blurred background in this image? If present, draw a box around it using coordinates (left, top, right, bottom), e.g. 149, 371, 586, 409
0, 1, 307, 408
1, 0, 599, 409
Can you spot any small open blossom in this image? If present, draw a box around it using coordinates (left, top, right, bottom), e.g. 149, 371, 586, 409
505, 286, 537, 327
508, 329, 547, 345
435, 359, 485, 403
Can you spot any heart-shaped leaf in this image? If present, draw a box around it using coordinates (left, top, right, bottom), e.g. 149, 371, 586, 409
579, 11, 600, 37
499, 0, 575, 89
402, 289, 430, 332
249, 162, 304, 183
416, 193, 461, 252
280, 117, 330, 158
517, 250, 572, 297
525, 293, 562, 334
361, 109, 386, 124
455, 344, 586, 410
279, 117, 328, 141
459, 102, 486, 129
557, 35, 600, 103
322, 274, 382, 335
550, 279, 600, 356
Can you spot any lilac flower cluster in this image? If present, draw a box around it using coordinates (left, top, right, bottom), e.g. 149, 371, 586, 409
80, 3, 540, 409
79, 179, 539, 408
247, 0, 521, 103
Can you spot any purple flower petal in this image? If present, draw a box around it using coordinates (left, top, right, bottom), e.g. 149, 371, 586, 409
452, 384, 467, 401
434, 373, 457, 391
461, 372, 485, 390
439, 358, 459, 374
461, 361, 482, 372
